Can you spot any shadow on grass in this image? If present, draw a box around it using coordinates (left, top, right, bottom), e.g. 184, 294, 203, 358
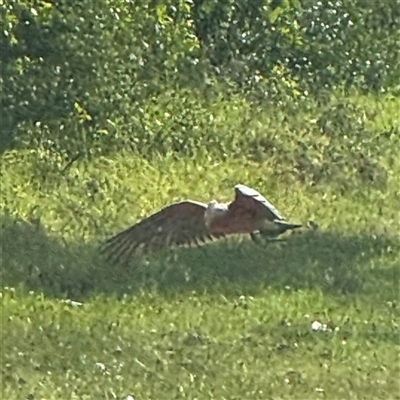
1, 215, 399, 301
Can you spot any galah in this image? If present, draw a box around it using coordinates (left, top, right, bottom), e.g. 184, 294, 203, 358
102, 184, 302, 264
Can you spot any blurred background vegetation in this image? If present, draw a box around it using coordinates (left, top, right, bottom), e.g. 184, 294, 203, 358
2, 0, 399, 157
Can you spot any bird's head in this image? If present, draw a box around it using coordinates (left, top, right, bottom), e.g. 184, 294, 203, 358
205, 200, 227, 227
208, 200, 218, 209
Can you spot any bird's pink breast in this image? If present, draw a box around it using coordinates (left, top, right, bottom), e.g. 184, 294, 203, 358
208, 211, 258, 234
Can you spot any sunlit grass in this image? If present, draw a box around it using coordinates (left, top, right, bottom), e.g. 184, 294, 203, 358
1, 93, 399, 399
2, 285, 399, 399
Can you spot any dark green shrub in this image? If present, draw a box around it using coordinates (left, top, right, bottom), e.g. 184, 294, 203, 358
1, 0, 399, 159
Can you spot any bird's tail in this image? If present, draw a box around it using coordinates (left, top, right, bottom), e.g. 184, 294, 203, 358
260, 220, 303, 238
274, 220, 303, 230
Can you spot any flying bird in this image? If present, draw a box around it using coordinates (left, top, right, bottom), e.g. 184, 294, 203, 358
102, 184, 303, 264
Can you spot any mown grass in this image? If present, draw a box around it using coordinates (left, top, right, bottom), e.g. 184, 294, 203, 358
1, 93, 400, 399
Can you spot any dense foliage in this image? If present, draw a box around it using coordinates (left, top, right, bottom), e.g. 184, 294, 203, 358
1, 0, 400, 157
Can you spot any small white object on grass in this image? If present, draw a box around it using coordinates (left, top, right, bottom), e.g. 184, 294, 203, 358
63, 299, 83, 307
311, 321, 328, 332
95, 362, 106, 372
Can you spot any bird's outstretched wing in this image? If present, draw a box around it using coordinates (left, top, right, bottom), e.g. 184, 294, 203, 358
230, 184, 285, 221
101, 200, 224, 264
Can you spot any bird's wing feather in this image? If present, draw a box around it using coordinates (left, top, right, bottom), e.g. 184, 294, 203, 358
230, 184, 285, 221
102, 200, 224, 264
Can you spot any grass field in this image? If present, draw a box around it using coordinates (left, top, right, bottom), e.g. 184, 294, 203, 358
1, 94, 400, 399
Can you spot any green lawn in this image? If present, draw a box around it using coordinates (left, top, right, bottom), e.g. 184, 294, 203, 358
1, 95, 400, 399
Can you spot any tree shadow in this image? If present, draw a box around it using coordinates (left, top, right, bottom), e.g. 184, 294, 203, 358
1, 214, 399, 302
